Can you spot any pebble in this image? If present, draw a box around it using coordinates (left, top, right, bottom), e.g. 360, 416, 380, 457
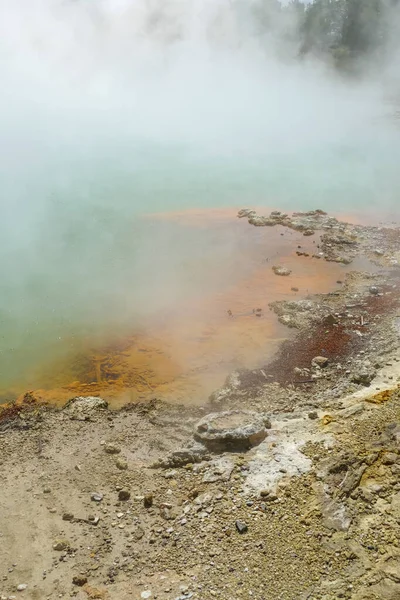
104, 443, 121, 454
115, 457, 128, 470
382, 453, 398, 465
141, 592, 152, 599
16, 585, 27, 592
144, 494, 153, 508
118, 490, 131, 501
53, 539, 69, 551
72, 576, 88, 587
91, 492, 103, 502
235, 520, 248, 534
62, 512, 74, 521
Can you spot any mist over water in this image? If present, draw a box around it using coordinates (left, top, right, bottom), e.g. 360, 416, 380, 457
1, 0, 400, 396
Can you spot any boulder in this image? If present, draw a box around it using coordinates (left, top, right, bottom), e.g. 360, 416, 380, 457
194, 410, 268, 452
63, 396, 108, 420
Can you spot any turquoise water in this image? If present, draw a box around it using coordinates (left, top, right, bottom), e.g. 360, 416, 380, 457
1, 121, 400, 397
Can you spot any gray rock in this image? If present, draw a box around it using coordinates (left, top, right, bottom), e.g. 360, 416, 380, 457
104, 443, 121, 455
272, 265, 292, 277
63, 396, 108, 420
91, 492, 103, 502
235, 520, 248, 534
351, 369, 376, 386
369, 286, 380, 295
312, 356, 329, 368
194, 410, 268, 452
16, 585, 27, 592
202, 456, 235, 483
322, 498, 352, 531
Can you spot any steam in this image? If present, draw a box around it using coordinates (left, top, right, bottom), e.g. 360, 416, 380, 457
0, 0, 399, 394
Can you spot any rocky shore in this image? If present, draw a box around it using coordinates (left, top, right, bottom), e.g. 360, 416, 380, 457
1, 210, 399, 600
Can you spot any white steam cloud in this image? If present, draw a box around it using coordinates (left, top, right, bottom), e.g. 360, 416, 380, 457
0, 0, 399, 394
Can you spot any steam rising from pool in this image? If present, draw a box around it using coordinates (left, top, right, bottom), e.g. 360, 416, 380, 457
0, 0, 399, 396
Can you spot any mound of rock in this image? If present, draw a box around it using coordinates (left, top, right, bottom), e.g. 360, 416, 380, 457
194, 410, 270, 452
63, 396, 108, 421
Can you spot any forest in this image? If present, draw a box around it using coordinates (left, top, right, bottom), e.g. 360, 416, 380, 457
254, 0, 400, 70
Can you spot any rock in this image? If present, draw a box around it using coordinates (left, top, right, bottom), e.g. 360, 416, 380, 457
237, 208, 256, 219
53, 539, 69, 551
72, 576, 88, 586
43, 487, 51, 494
63, 396, 108, 420
272, 266, 292, 277
115, 457, 128, 470
235, 520, 248, 534
104, 443, 121, 455
338, 403, 365, 419
16, 585, 27, 592
351, 369, 376, 386
322, 498, 352, 531
62, 512, 74, 521
144, 494, 153, 508
202, 456, 235, 483
141, 592, 152, 600
118, 490, 130, 501
339, 465, 367, 497
91, 492, 103, 502
194, 410, 268, 452
369, 286, 380, 295
312, 356, 329, 368
382, 453, 398, 465
308, 411, 318, 420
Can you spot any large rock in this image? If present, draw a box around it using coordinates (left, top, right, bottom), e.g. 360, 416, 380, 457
63, 396, 108, 420
194, 410, 269, 452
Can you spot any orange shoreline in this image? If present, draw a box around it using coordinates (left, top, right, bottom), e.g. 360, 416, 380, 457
3, 207, 366, 408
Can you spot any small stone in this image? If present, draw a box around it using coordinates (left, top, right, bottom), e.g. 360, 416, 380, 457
291, 287, 299, 292
312, 356, 329, 368
141, 592, 152, 599
104, 443, 121, 455
144, 494, 153, 508
53, 539, 69, 551
369, 286, 379, 295
118, 490, 131, 501
72, 576, 88, 587
272, 266, 292, 277
382, 453, 398, 465
115, 457, 128, 470
91, 492, 103, 502
62, 513, 74, 521
16, 585, 27, 592
43, 487, 51, 494
308, 411, 318, 420
235, 520, 248, 534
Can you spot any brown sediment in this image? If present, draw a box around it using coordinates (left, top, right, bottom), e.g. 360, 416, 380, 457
6, 209, 360, 408
239, 281, 400, 390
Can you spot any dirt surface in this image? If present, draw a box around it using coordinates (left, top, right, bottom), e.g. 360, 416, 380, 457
1, 209, 400, 600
